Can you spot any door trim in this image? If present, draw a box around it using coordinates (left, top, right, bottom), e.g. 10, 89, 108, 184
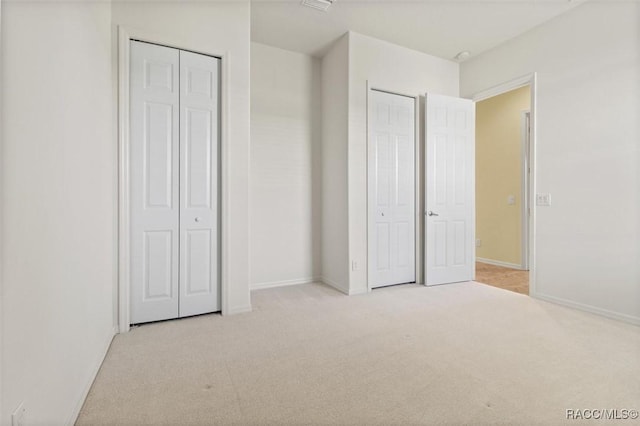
0, 2, 4, 421
520, 110, 530, 270
117, 26, 228, 332
366, 82, 420, 292
472, 73, 537, 295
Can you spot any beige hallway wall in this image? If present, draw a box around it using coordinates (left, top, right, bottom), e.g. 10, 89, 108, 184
476, 85, 530, 266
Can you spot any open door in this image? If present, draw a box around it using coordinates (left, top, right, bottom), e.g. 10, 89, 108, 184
368, 90, 416, 288
425, 93, 475, 286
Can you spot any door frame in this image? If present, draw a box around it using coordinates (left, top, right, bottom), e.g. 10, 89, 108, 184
0, 2, 4, 421
117, 26, 228, 333
520, 110, 531, 270
366, 83, 420, 292
472, 73, 537, 295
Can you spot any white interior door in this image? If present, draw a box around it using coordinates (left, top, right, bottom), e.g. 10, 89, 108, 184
369, 90, 416, 288
179, 50, 220, 316
425, 93, 475, 286
130, 41, 180, 323
130, 41, 220, 324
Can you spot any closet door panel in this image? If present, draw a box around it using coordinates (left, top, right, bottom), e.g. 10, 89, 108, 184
179, 50, 221, 317
130, 41, 180, 324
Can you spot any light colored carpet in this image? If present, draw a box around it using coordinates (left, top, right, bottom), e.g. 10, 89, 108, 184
77, 282, 640, 425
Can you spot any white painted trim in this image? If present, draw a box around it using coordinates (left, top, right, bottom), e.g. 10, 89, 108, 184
225, 304, 252, 315
250, 277, 321, 291
415, 93, 423, 286
117, 27, 131, 333
348, 287, 369, 296
471, 101, 477, 282
367, 86, 417, 100
346, 33, 352, 296
529, 73, 538, 298
0, 0, 4, 420
520, 110, 531, 270
0, 0, 7, 423
66, 327, 117, 426
472, 73, 537, 296
477, 258, 525, 270
534, 293, 640, 326
117, 26, 231, 333
366, 82, 420, 293
366, 80, 373, 293
472, 74, 532, 102
219, 46, 231, 318
321, 276, 350, 295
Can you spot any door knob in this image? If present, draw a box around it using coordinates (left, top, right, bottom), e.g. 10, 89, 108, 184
427, 211, 439, 217
195, 217, 201, 222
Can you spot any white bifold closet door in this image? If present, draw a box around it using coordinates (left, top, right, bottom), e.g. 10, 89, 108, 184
368, 90, 416, 288
130, 41, 220, 324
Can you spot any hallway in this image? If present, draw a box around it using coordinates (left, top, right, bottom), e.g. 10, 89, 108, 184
475, 262, 529, 295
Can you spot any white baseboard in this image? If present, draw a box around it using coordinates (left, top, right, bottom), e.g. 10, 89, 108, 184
321, 276, 349, 295
533, 292, 640, 326
348, 286, 369, 295
226, 304, 252, 315
477, 257, 525, 270
250, 276, 320, 291
67, 326, 117, 426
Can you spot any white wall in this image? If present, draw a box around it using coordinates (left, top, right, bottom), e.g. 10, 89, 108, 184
1, 2, 115, 424
321, 35, 350, 293
461, 1, 640, 323
250, 42, 321, 289
112, 0, 252, 314
347, 32, 459, 294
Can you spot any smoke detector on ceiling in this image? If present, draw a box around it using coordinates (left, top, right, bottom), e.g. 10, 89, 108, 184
454, 51, 471, 62
301, 0, 335, 12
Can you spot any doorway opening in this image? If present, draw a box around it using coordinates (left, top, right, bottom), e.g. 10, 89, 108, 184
473, 82, 534, 295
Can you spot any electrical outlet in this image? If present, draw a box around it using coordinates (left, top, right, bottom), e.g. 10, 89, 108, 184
536, 193, 551, 206
351, 260, 359, 271
507, 195, 516, 205
476, 239, 481, 247
12, 402, 26, 426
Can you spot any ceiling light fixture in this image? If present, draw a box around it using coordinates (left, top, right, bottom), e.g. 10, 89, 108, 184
301, 0, 335, 12
454, 51, 471, 62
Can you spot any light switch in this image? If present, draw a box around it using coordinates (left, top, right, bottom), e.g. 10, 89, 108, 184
507, 195, 516, 205
536, 193, 551, 206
